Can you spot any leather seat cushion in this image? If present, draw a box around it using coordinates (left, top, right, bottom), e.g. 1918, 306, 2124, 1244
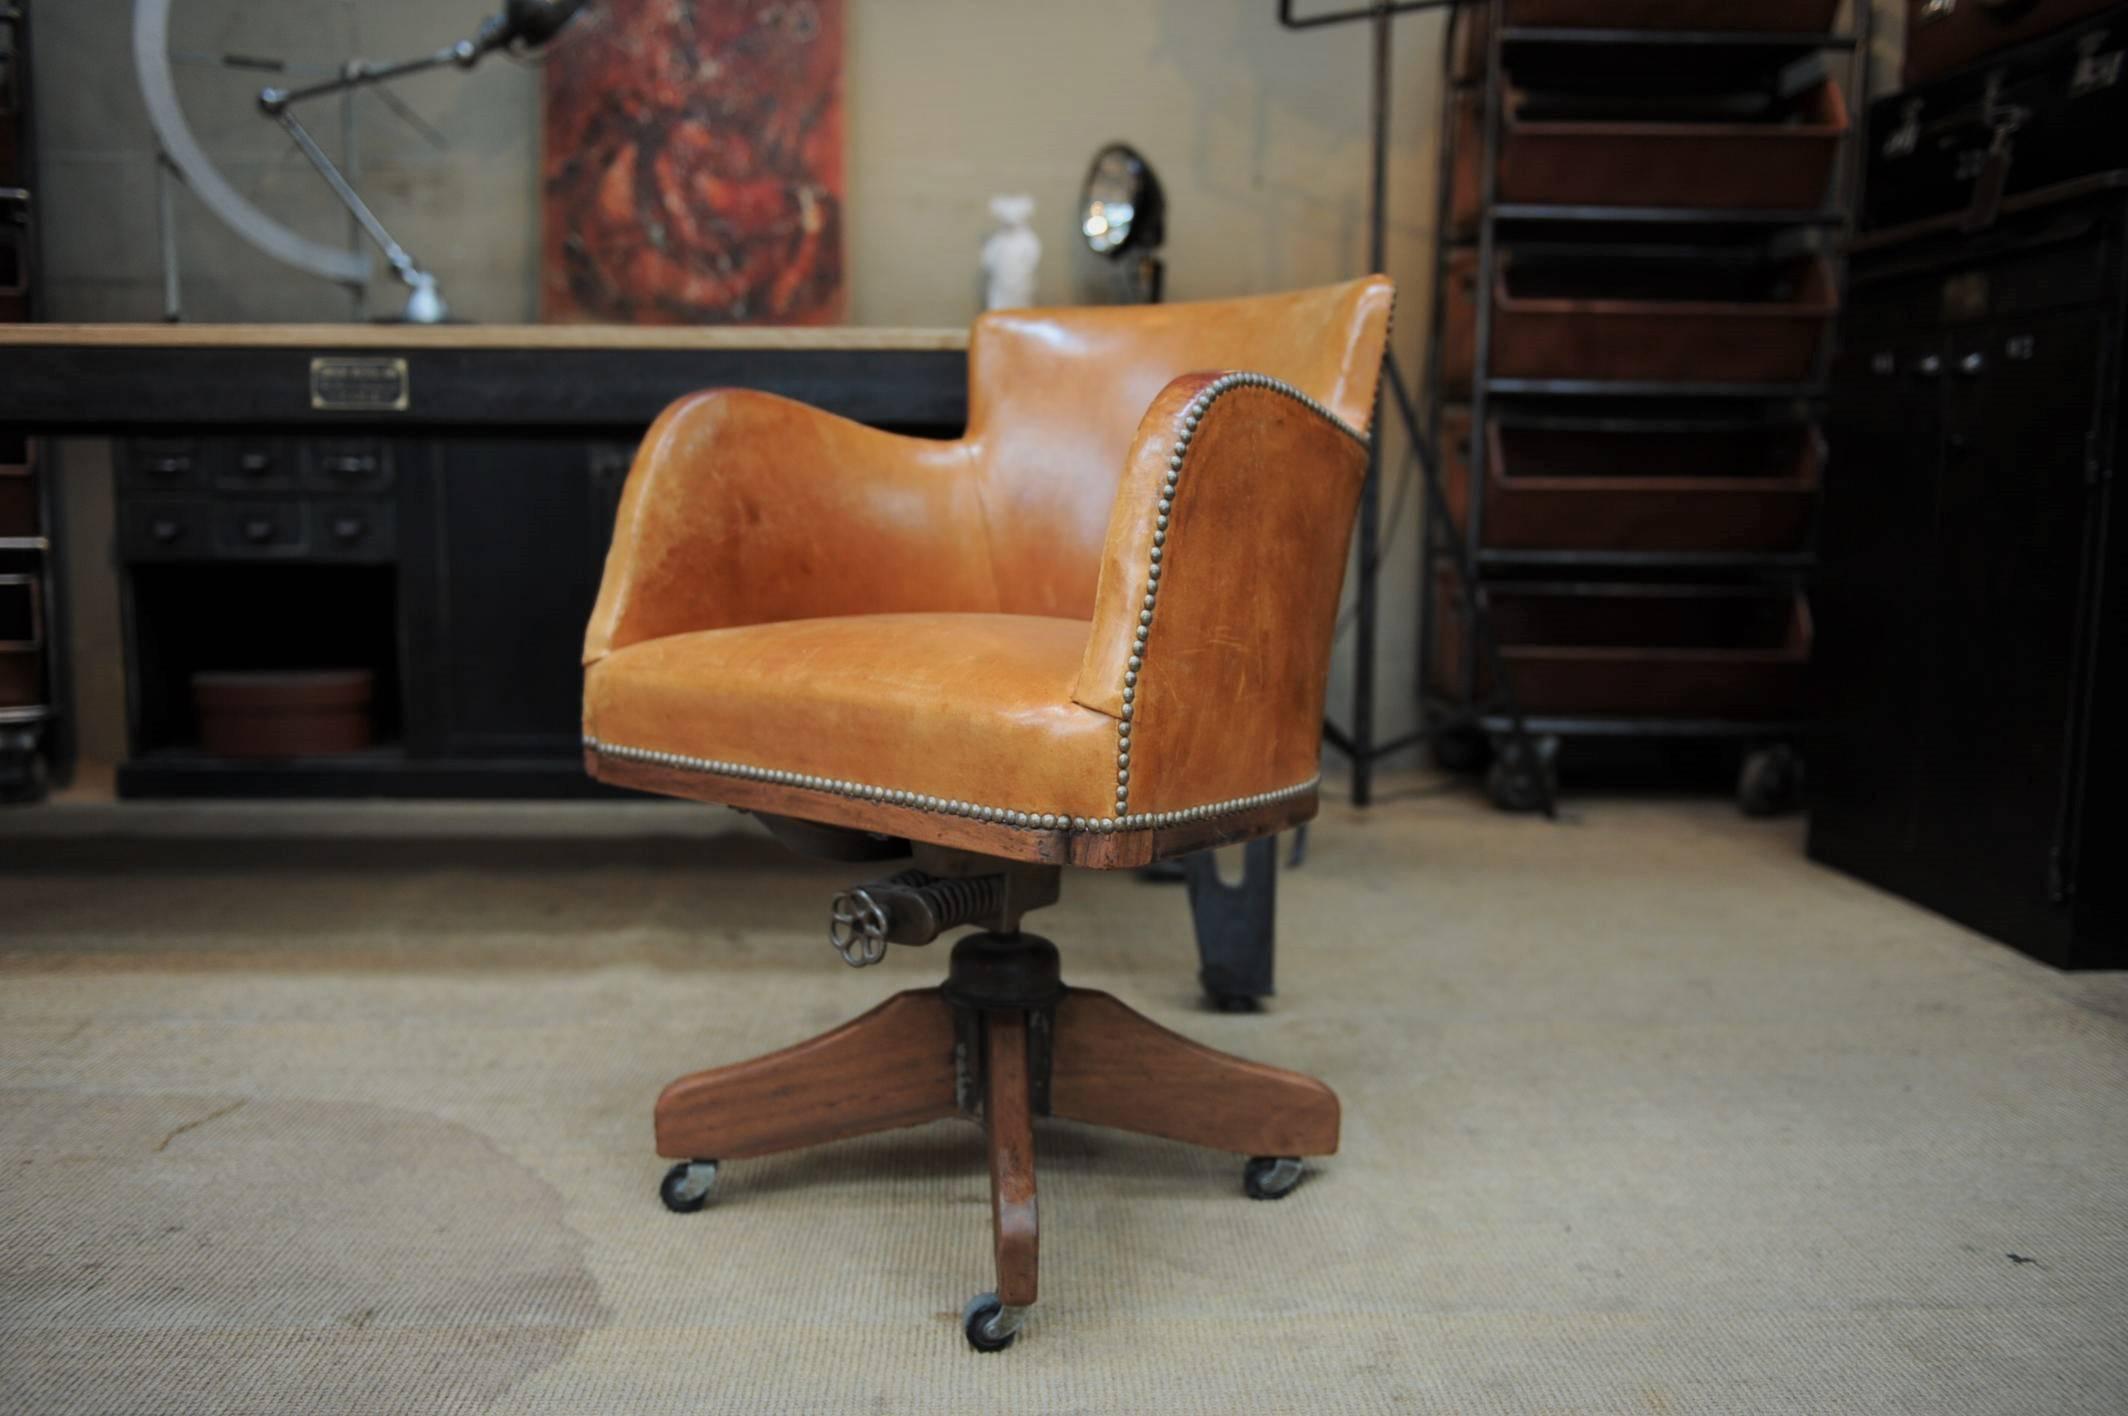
583, 613, 1124, 822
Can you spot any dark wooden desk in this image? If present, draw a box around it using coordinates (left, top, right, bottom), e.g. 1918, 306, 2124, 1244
0, 324, 969, 798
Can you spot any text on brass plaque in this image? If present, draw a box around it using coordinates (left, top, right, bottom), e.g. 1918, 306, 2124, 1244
310, 356, 410, 412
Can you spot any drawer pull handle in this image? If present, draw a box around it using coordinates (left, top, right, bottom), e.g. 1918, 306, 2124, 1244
331, 517, 367, 544
1958, 352, 1986, 377
241, 517, 277, 543
239, 451, 275, 474
149, 456, 192, 475
325, 454, 378, 477
151, 518, 183, 544
1913, 354, 1943, 377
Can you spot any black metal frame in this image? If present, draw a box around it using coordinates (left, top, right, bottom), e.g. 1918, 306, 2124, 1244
1415, 0, 1874, 792
1183, 836, 1279, 1008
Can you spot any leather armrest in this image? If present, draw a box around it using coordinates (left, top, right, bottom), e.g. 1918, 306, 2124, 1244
1073, 372, 1370, 816
584, 389, 996, 663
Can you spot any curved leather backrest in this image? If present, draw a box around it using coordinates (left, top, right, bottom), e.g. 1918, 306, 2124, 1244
965, 276, 1394, 619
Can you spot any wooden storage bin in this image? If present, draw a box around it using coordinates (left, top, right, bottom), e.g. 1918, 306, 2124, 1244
192, 669, 375, 758
1453, 2, 1845, 80
1434, 580, 1812, 716
1441, 250, 1837, 388
0, 433, 34, 537
1452, 78, 1847, 224
0, 573, 41, 707
1506, 0, 1840, 27
1441, 411, 1819, 551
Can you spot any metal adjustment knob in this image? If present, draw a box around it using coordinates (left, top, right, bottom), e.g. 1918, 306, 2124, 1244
829, 887, 891, 968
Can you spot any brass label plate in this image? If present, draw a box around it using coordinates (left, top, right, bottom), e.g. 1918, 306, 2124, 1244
310, 356, 410, 412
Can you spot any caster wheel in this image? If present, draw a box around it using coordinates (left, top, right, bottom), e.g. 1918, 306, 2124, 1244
961, 1291, 1023, 1353
1243, 1155, 1306, 1200
1485, 733, 1559, 813
658, 1159, 719, 1213
1429, 721, 1489, 775
1738, 745, 1803, 817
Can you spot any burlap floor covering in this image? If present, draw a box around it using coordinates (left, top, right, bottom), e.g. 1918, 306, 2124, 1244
3, 783, 2123, 1413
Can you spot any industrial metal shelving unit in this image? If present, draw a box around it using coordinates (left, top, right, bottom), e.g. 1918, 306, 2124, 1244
1, 0, 62, 804
1419, 0, 1874, 812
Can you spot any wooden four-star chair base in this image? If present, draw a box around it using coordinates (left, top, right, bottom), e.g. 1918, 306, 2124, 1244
651, 926, 1340, 1352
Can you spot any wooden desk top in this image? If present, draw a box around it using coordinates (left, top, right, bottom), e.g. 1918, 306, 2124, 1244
0, 323, 968, 352
0, 323, 970, 430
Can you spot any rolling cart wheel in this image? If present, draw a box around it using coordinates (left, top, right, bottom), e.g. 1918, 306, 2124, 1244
1484, 733, 1558, 813
1428, 721, 1490, 775
1737, 745, 1803, 817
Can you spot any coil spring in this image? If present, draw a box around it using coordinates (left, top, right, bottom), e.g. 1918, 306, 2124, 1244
902, 871, 1003, 931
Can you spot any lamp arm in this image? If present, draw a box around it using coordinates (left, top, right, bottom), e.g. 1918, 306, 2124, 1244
257, 39, 483, 114
272, 108, 441, 314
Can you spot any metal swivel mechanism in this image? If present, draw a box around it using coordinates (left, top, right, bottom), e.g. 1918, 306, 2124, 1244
828, 852, 1061, 967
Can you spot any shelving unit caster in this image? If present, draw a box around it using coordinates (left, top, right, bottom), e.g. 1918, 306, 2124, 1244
1429, 719, 1491, 775
1737, 743, 1804, 817
1485, 732, 1559, 813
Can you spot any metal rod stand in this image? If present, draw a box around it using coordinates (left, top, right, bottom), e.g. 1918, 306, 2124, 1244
1282, 0, 1552, 814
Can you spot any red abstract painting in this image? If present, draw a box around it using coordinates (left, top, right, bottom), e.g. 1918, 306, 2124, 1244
541, 0, 845, 325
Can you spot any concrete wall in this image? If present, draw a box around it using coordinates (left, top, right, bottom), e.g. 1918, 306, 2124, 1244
32, 2, 1449, 324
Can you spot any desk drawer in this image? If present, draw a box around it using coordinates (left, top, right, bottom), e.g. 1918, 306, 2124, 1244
125, 438, 206, 491
122, 499, 211, 560
122, 498, 395, 562
217, 501, 306, 555
312, 500, 396, 561
125, 437, 386, 495
213, 439, 298, 493
123, 437, 299, 492
305, 438, 394, 493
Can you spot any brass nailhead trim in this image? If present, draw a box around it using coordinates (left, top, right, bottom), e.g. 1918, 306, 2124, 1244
584, 737, 1316, 836
1114, 370, 1366, 817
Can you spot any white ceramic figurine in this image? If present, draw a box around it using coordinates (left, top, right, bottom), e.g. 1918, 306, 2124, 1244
981, 194, 1041, 311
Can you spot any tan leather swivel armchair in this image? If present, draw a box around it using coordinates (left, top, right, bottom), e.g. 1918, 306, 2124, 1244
584, 276, 1393, 1351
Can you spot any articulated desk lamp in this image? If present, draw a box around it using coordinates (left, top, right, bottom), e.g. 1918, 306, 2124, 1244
132, 0, 588, 322
1079, 143, 1167, 303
